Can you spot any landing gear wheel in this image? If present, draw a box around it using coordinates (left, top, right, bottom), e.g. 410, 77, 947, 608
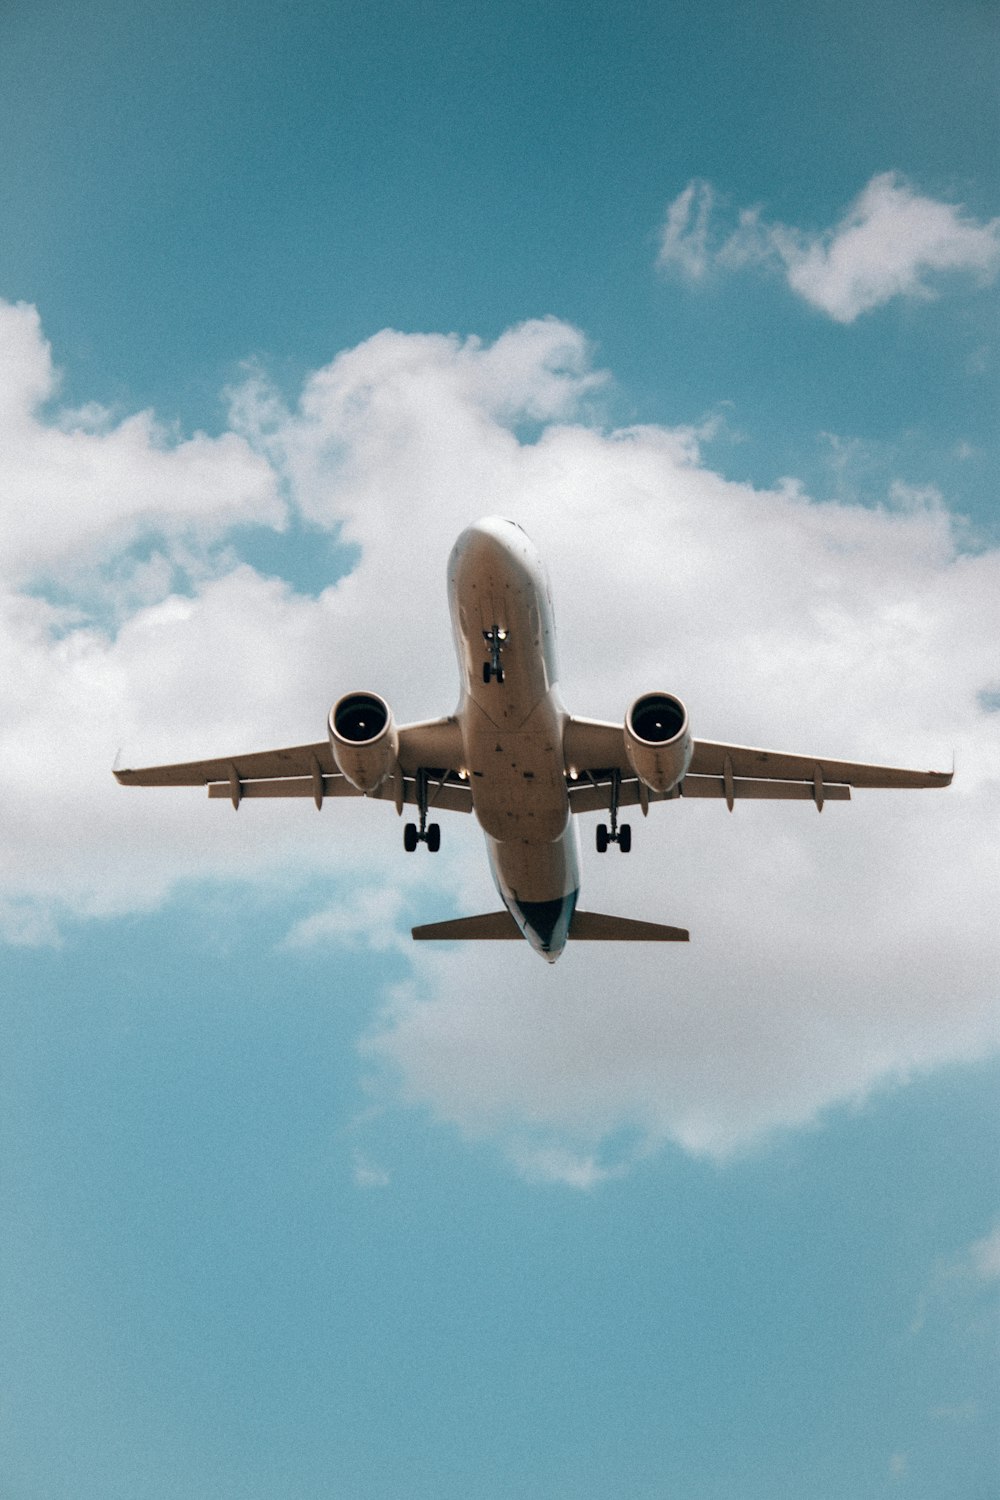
596, 823, 609, 854
403, 823, 418, 852
495, 664, 504, 684
426, 823, 441, 853
483, 661, 492, 683
618, 824, 632, 854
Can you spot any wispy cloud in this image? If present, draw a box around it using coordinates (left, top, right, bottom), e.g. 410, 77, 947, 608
283, 886, 410, 953
352, 1151, 391, 1189
911, 1222, 1000, 1334
657, 173, 1000, 322
657, 179, 718, 280
967, 1223, 1000, 1282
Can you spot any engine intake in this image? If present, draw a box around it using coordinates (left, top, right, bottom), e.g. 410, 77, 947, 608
624, 691, 692, 794
329, 691, 399, 792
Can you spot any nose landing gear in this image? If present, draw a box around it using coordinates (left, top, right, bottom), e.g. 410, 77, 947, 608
404, 768, 441, 852
595, 769, 631, 853
482, 624, 508, 684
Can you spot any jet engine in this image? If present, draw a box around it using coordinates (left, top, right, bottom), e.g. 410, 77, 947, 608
329, 691, 399, 793
624, 691, 692, 794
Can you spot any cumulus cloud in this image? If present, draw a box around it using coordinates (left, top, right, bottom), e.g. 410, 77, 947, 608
657, 173, 1000, 322
0, 301, 282, 580
283, 884, 411, 953
0, 300, 997, 1178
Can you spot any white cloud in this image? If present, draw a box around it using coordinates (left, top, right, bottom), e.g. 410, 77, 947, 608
352, 1152, 391, 1189
0, 301, 997, 1179
283, 885, 411, 953
0, 302, 282, 582
911, 1222, 1000, 1335
657, 173, 1000, 322
656, 179, 717, 280
968, 1224, 1000, 1283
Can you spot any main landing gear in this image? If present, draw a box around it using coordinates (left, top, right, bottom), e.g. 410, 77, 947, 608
404, 768, 440, 853
482, 624, 508, 684
404, 821, 440, 852
595, 769, 631, 854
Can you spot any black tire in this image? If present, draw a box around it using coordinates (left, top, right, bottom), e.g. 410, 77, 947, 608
619, 824, 632, 853
426, 823, 441, 853
403, 823, 418, 852
596, 823, 608, 854
482, 661, 492, 683
496, 664, 504, 684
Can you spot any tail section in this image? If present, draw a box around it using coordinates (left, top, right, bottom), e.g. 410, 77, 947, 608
411, 910, 688, 943
412, 911, 521, 941
569, 911, 689, 941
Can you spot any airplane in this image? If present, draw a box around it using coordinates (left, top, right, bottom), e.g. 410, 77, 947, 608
115, 516, 952, 962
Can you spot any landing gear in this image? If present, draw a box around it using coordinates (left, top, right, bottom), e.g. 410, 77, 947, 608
403, 768, 441, 852
404, 821, 441, 852
596, 821, 631, 853
595, 769, 631, 853
482, 624, 508, 684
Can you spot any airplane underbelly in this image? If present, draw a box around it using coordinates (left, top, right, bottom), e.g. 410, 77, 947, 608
467, 724, 570, 841
487, 825, 580, 960
487, 831, 579, 903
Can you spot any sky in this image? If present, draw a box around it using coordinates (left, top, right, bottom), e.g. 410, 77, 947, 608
0, 2, 998, 1496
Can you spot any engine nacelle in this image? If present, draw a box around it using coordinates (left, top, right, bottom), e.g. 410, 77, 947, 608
329, 691, 399, 793
624, 691, 692, 794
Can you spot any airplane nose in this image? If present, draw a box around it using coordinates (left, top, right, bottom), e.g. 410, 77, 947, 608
450, 517, 515, 576
456, 515, 520, 549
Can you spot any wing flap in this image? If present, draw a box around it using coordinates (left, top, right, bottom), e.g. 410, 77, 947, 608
115, 724, 474, 812
194, 772, 473, 811
689, 739, 952, 789
567, 773, 850, 814
568, 777, 673, 814
562, 715, 952, 794
115, 741, 335, 787
207, 775, 361, 800
680, 775, 851, 801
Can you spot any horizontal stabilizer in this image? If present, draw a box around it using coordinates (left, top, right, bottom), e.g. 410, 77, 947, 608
412, 911, 522, 941
412, 910, 690, 942
569, 911, 689, 942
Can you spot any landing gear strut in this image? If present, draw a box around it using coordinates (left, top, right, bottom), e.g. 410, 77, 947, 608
404, 768, 440, 852
482, 624, 508, 684
596, 769, 631, 853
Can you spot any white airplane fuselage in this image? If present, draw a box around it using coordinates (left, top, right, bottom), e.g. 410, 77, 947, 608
448, 518, 579, 961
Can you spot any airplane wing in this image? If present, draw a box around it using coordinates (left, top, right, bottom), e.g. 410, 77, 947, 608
563, 716, 952, 813
114, 718, 474, 813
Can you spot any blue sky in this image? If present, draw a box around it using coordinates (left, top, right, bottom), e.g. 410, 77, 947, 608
1, 3, 998, 1497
